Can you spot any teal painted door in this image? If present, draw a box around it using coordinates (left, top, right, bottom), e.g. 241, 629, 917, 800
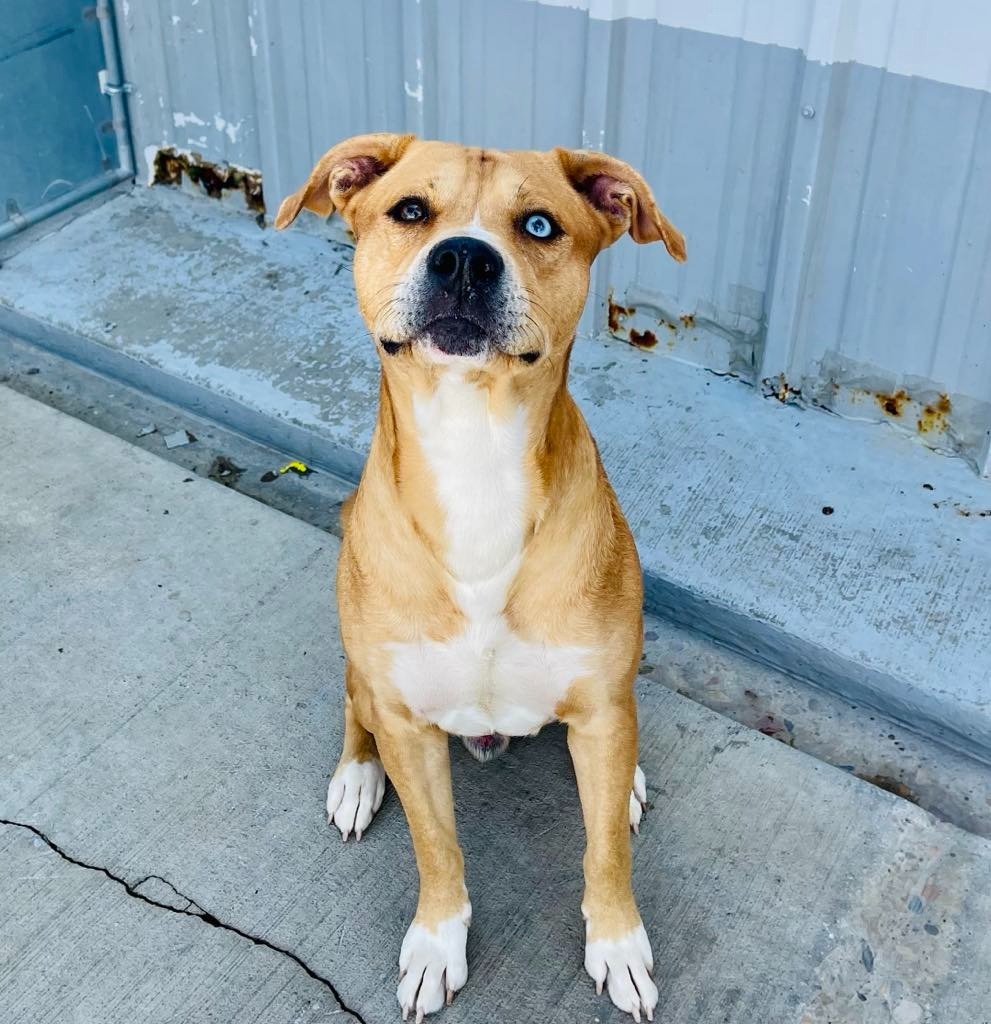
0, 2, 123, 231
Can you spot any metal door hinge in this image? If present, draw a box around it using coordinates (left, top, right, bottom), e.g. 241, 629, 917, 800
98, 68, 133, 95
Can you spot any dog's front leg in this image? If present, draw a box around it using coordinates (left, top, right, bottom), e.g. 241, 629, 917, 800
372, 706, 470, 1021
566, 694, 658, 1022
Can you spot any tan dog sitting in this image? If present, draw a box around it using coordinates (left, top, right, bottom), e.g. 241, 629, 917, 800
276, 134, 685, 1022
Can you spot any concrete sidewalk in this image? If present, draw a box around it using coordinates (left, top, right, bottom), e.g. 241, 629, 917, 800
2, 386, 990, 1024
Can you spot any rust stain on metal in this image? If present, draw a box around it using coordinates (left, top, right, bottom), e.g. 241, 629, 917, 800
629, 328, 658, 349
762, 373, 803, 405
152, 147, 265, 218
679, 312, 695, 329
874, 388, 910, 417
917, 393, 952, 434
607, 291, 634, 333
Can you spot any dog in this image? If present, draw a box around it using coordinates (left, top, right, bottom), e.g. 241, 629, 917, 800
275, 134, 685, 1022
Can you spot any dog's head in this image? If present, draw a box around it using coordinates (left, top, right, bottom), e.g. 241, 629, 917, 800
276, 134, 684, 368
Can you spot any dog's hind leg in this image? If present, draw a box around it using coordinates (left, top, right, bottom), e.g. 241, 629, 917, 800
326, 667, 386, 841
565, 691, 658, 1023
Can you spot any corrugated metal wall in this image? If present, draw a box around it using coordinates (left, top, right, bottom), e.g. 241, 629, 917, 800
112, 0, 991, 475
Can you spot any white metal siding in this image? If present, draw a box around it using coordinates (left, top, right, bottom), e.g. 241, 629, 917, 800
113, 0, 991, 472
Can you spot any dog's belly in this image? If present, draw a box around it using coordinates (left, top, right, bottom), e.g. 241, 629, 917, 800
388, 616, 591, 736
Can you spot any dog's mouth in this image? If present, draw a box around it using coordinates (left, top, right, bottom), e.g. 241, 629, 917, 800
379, 317, 541, 363
423, 315, 488, 357
378, 316, 485, 359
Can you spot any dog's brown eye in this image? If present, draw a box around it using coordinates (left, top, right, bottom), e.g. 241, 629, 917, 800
388, 197, 429, 223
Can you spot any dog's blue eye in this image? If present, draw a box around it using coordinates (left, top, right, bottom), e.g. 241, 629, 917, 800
523, 213, 556, 239
388, 198, 428, 223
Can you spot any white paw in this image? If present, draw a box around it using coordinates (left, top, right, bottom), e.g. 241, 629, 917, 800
629, 764, 647, 834
585, 923, 658, 1022
397, 904, 471, 1022
326, 758, 385, 841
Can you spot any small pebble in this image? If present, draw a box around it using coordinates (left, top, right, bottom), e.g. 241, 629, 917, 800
860, 940, 874, 973
892, 1000, 923, 1024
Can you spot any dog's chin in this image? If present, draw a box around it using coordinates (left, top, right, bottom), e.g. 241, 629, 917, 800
422, 316, 490, 359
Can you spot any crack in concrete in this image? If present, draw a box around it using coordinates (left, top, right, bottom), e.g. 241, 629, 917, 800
0, 817, 368, 1024
133, 872, 208, 914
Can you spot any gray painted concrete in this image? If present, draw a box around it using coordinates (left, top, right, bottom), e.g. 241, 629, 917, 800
2, 388, 991, 1023
2, 187, 990, 764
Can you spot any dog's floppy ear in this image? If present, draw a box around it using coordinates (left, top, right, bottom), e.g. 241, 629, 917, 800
554, 148, 686, 261
274, 132, 416, 230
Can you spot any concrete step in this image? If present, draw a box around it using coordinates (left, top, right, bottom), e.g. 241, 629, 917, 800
3, 387, 991, 1024
2, 187, 991, 764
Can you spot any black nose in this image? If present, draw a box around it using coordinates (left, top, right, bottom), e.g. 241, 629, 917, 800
427, 236, 504, 291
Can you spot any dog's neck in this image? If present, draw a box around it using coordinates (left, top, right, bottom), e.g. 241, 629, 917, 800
373, 355, 576, 575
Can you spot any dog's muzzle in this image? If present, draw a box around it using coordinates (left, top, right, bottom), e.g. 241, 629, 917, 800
419, 236, 509, 357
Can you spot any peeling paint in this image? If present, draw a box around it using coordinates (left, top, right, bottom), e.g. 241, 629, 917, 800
151, 147, 264, 218
142, 143, 161, 186
213, 115, 244, 144
404, 58, 424, 103
173, 111, 206, 129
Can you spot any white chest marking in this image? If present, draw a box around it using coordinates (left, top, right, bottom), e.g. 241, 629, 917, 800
388, 371, 591, 736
